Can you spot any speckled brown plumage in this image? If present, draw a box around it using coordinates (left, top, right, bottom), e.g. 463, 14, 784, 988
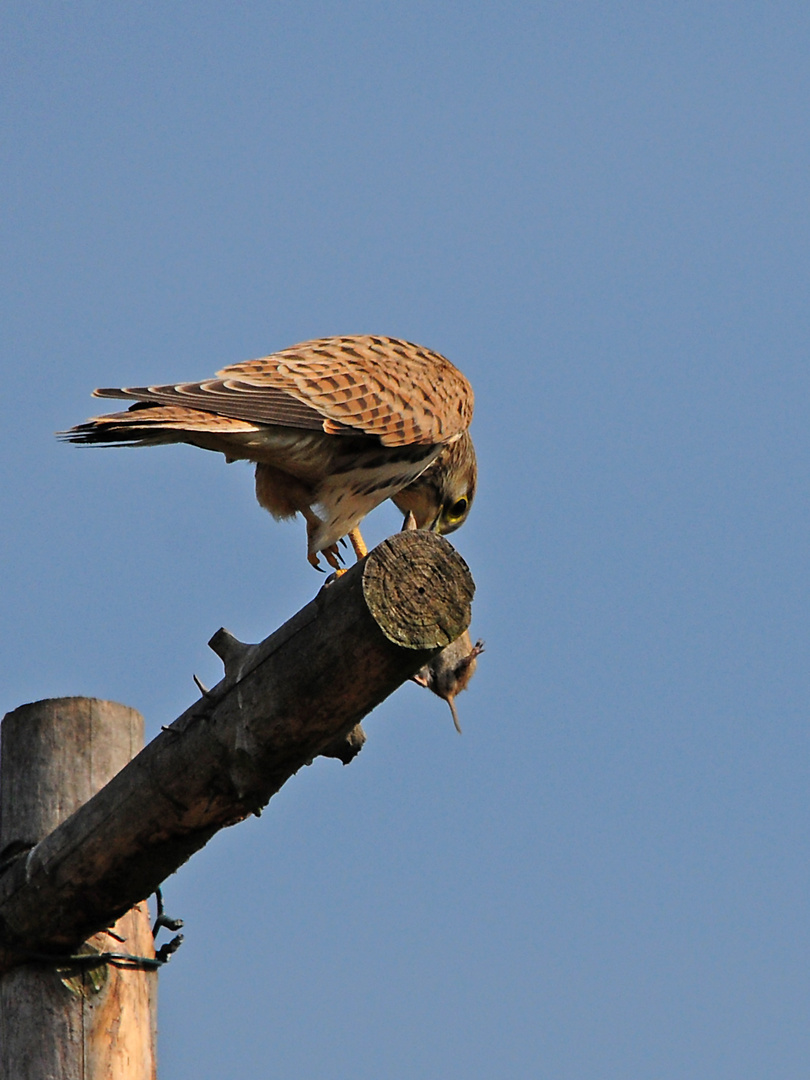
61, 335, 477, 569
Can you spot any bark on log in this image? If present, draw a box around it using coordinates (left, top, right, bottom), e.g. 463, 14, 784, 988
0, 530, 474, 974
0, 698, 156, 1080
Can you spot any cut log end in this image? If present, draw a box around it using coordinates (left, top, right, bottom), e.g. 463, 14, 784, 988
362, 530, 475, 650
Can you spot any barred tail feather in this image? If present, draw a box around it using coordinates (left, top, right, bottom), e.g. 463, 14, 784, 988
58, 403, 263, 448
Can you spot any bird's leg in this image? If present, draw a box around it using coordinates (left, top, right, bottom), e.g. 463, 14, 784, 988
348, 528, 368, 561
322, 546, 343, 570
303, 509, 343, 571
308, 543, 343, 571
324, 528, 367, 578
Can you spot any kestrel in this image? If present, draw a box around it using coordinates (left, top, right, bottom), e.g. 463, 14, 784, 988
62, 335, 476, 569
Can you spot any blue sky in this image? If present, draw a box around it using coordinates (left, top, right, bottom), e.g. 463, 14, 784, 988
3, 4, 810, 1077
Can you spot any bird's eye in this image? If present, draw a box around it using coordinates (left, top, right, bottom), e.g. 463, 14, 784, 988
446, 497, 468, 520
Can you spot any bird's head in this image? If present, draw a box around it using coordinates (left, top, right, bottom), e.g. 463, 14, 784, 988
392, 430, 477, 535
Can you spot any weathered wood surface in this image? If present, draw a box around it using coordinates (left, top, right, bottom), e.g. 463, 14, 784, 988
0, 530, 474, 973
0, 698, 156, 1080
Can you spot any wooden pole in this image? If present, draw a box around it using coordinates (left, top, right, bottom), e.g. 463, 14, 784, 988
0, 530, 474, 974
0, 697, 156, 1080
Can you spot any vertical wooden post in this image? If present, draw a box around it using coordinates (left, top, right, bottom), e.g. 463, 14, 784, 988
0, 697, 157, 1080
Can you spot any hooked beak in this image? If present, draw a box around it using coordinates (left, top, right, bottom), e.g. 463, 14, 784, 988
429, 510, 443, 533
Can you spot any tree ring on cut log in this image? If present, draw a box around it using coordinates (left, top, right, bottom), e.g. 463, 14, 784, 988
362, 530, 474, 650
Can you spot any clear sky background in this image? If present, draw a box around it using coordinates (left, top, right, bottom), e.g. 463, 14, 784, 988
3, 3, 809, 1077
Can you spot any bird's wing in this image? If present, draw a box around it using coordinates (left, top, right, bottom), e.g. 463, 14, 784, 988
94, 336, 474, 448
60, 404, 266, 446
92, 382, 327, 432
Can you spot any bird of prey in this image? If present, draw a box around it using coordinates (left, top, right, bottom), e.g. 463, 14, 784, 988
62, 335, 476, 569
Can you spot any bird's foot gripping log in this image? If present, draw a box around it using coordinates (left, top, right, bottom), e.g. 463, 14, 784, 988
0, 529, 475, 974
